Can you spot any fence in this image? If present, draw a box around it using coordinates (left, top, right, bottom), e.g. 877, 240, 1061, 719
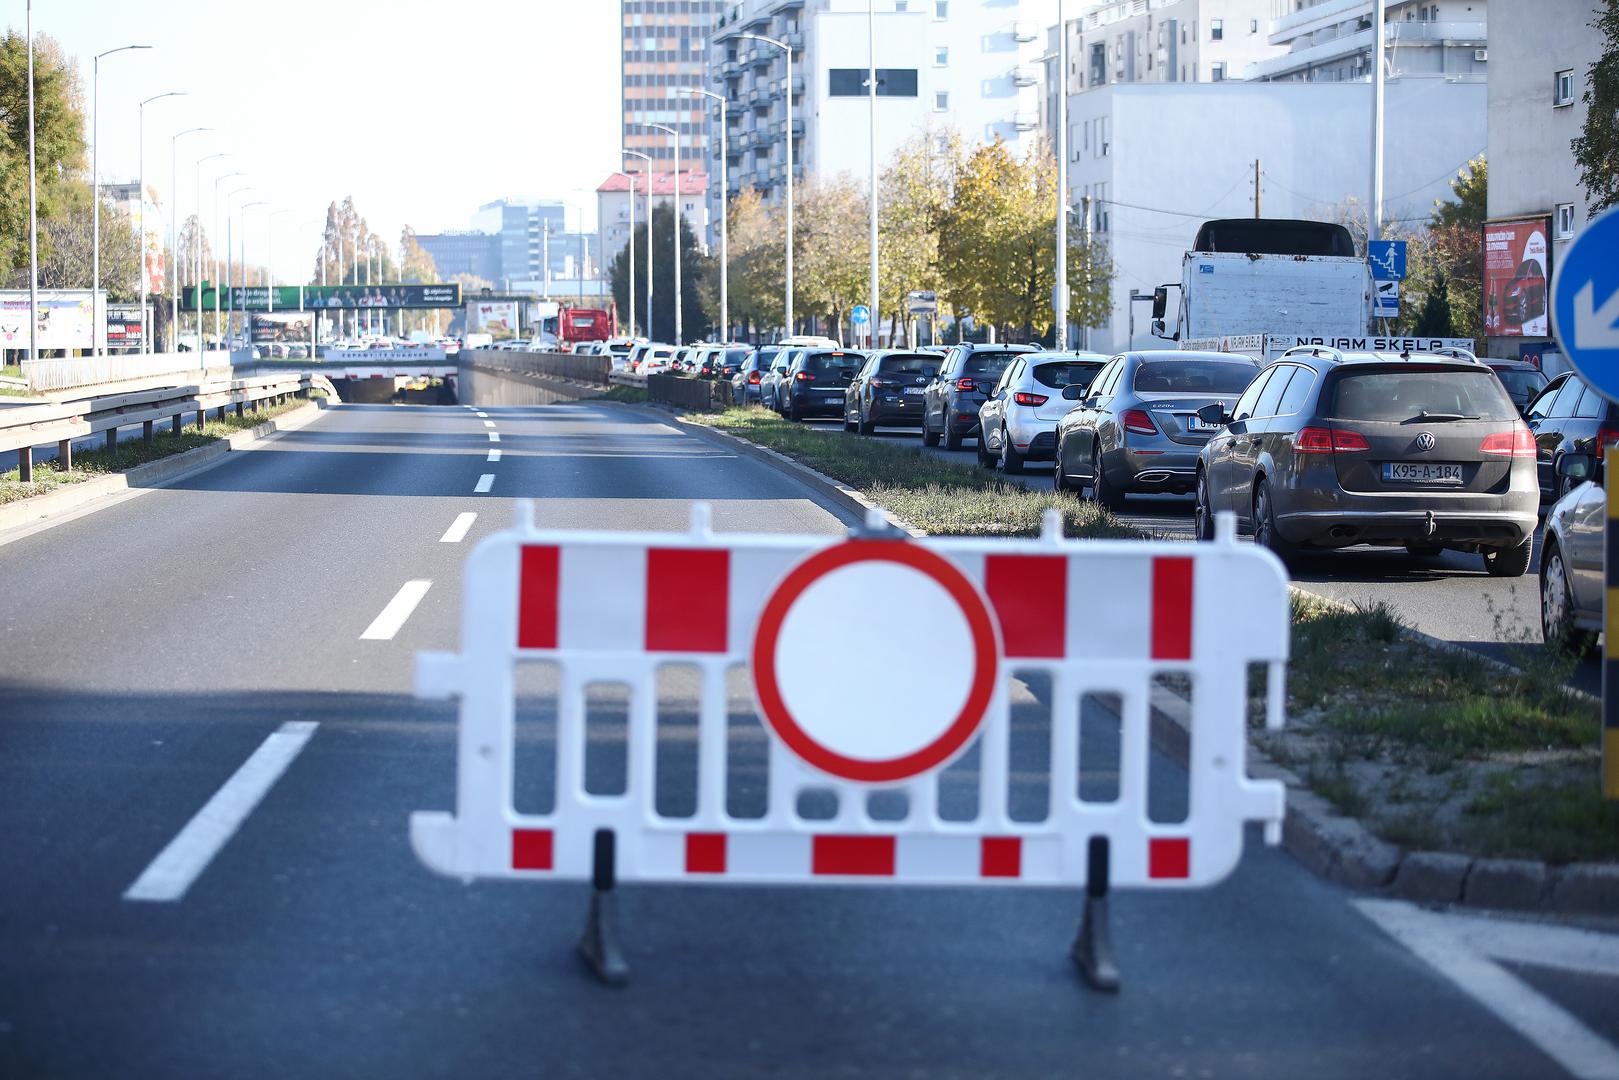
22, 351, 216, 394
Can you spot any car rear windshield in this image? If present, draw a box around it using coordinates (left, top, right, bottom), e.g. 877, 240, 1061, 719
963, 353, 1019, 377
1133, 361, 1258, 394
1493, 370, 1547, 398
1327, 369, 1519, 422
877, 353, 938, 375
724, 349, 749, 364
805, 352, 861, 373
1032, 361, 1102, 390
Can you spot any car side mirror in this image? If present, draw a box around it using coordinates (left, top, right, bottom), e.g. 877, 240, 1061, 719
1152, 286, 1168, 320
1062, 384, 1086, 400
1556, 453, 1596, 484
1196, 403, 1230, 426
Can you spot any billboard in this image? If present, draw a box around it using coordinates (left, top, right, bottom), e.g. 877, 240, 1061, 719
106, 304, 145, 350
0, 290, 101, 351
183, 283, 462, 312
1483, 217, 1551, 338
251, 313, 313, 344
141, 183, 167, 296
469, 300, 518, 334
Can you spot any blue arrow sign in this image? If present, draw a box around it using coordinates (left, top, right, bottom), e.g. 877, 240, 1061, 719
1553, 205, 1619, 402
851, 305, 870, 325
1368, 240, 1407, 281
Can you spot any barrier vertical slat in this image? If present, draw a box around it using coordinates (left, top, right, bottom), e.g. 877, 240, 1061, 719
1049, 670, 1080, 822
630, 668, 658, 823
696, 661, 729, 824
1117, 682, 1150, 825
558, 669, 587, 811
978, 680, 1012, 832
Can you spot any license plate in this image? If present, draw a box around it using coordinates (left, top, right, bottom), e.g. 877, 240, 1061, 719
1182, 414, 1207, 431
905, 387, 925, 396
1384, 462, 1463, 483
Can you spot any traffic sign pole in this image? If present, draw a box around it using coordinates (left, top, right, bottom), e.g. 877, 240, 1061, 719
1607, 447, 1619, 799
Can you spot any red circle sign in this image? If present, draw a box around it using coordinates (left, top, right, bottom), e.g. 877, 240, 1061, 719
751, 540, 999, 783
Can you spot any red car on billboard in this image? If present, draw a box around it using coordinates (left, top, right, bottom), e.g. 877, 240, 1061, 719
1482, 218, 1551, 338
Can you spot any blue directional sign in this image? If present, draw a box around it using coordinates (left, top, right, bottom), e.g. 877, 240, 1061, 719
1368, 240, 1407, 282
851, 304, 870, 326
1553, 205, 1619, 403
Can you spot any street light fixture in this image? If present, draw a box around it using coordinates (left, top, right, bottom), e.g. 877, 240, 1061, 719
679, 87, 728, 343
624, 150, 653, 341
137, 91, 185, 353
629, 122, 682, 344
91, 43, 151, 355
193, 152, 231, 354
169, 127, 211, 350
212, 172, 248, 347
737, 31, 795, 338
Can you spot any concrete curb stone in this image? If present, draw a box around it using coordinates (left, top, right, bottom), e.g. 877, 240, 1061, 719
1551, 862, 1619, 914
1391, 852, 1474, 905
1464, 858, 1552, 912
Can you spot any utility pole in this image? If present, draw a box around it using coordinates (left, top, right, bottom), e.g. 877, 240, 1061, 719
868, 0, 879, 350
1055, 0, 1068, 351
1372, 0, 1386, 245
1254, 159, 1262, 218
25, 0, 38, 367
1081, 194, 1092, 353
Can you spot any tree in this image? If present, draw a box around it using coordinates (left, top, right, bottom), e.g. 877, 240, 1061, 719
1573, 0, 1619, 214
726, 185, 784, 338
1413, 269, 1455, 336
0, 31, 88, 284
878, 129, 963, 342
398, 225, 438, 284
608, 203, 710, 343
794, 175, 868, 340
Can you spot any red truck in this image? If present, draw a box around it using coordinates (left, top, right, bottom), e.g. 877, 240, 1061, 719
539, 304, 617, 351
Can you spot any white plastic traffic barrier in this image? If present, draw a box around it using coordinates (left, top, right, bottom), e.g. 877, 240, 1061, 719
412, 502, 1288, 987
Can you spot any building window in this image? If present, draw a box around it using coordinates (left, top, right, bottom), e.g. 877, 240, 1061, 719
1250, 18, 1259, 33
829, 67, 919, 96
1555, 69, 1575, 107
1556, 203, 1576, 239
934, 90, 949, 111
934, 0, 948, 18
1210, 19, 1223, 40
1212, 62, 1226, 81
935, 45, 949, 66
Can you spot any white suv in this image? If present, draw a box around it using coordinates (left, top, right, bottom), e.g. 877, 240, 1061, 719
977, 352, 1110, 473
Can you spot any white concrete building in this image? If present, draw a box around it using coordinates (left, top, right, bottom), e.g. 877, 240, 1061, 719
1067, 78, 1486, 352
1246, 0, 1488, 83
596, 172, 711, 269
704, 0, 1058, 244
1484, 0, 1603, 361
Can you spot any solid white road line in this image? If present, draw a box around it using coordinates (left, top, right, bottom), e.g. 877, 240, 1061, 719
482, 420, 495, 429
360, 580, 433, 641
124, 721, 318, 902
439, 512, 477, 544
487, 449, 501, 462
488, 432, 500, 443
474, 473, 495, 493
1355, 900, 1619, 1079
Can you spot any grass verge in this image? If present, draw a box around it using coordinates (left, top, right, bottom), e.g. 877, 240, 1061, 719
686, 405, 1139, 539
0, 364, 32, 398
1261, 593, 1617, 863
599, 384, 649, 403
0, 394, 318, 506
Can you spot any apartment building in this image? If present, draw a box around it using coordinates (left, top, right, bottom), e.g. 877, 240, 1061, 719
622, 0, 720, 175
703, 0, 1058, 245
1246, 0, 1488, 82
596, 171, 712, 268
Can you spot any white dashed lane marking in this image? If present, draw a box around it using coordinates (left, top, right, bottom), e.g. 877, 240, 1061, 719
439, 513, 477, 543
359, 580, 433, 641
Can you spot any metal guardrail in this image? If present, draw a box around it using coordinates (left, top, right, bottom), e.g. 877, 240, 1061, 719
1, 371, 321, 483
22, 350, 217, 393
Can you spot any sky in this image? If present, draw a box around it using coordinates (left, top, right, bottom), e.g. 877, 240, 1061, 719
8, 0, 622, 281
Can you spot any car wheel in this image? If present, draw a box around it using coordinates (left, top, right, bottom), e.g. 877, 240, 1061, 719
921, 413, 941, 447
787, 396, 802, 422
857, 407, 876, 436
1404, 542, 1444, 558
843, 406, 856, 432
1000, 430, 1025, 474
1091, 446, 1124, 509
976, 434, 995, 469
1483, 534, 1534, 578
1540, 541, 1596, 655
1194, 469, 1215, 541
1252, 480, 1296, 564
1054, 443, 1073, 493
943, 414, 964, 451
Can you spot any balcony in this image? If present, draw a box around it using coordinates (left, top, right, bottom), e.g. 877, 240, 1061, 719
790, 118, 804, 136
782, 29, 805, 50
1010, 20, 1039, 43
747, 86, 765, 107
1267, 0, 1368, 45
1011, 63, 1039, 87
1245, 20, 1487, 81
720, 56, 744, 77
1011, 110, 1039, 132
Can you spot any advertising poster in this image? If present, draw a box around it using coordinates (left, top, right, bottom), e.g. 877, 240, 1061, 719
469, 301, 518, 334
0, 290, 99, 350
142, 183, 167, 297
106, 304, 145, 350
1483, 218, 1551, 338
251, 313, 313, 344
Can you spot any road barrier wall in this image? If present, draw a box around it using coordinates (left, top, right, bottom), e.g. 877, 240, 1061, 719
647, 373, 734, 411
21, 351, 216, 393
465, 349, 612, 386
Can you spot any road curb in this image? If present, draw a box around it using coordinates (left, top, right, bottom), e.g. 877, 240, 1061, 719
663, 406, 1619, 918
0, 398, 329, 538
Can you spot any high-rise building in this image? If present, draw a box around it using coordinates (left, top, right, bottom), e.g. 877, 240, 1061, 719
1246, 0, 1488, 83
622, 0, 720, 175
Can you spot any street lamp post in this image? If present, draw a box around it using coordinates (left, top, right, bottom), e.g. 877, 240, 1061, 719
213, 172, 247, 349
240, 201, 268, 346
1055, 0, 1069, 350
193, 152, 230, 354
624, 150, 653, 341
738, 32, 794, 338
680, 88, 728, 342
170, 127, 211, 351
630, 122, 681, 344
24, 0, 38, 368
91, 44, 151, 356
223, 186, 255, 351
137, 92, 185, 353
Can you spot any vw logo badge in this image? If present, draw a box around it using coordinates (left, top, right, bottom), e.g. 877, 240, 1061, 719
1414, 432, 1437, 452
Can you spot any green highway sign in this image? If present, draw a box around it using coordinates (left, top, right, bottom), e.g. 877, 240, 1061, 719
181, 283, 462, 312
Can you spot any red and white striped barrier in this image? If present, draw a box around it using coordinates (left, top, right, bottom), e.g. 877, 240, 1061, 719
411, 503, 1288, 985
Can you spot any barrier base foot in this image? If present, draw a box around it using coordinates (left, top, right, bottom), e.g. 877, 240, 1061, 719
578, 890, 629, 986
1072, 894, 1120, 993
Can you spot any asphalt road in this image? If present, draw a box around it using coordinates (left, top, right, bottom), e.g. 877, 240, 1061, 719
1, 398, 1613, 1077
803, 418, 1601, 696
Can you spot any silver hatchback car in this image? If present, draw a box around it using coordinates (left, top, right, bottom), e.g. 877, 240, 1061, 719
1539, 452, 1603, 651
1054, 351, 1262, 505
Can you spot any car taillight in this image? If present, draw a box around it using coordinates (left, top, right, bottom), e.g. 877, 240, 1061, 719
1296, 426, 1369, 453
748, 372, 761, 384
1599, 425, 1619, 449
955, 377, 976, 392
1013, 392, 1048, 407
795, 371, 815, 382
1479, 427, 1536, 457
1121, 409, 1157, 435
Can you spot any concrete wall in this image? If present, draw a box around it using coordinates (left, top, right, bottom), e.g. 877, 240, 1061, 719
1069, 78, 1486, 353
457, 350, 611, 408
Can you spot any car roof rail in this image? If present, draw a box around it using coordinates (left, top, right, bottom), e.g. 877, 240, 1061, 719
1426, 346, 1481, 363
1279, 345, 1346, 363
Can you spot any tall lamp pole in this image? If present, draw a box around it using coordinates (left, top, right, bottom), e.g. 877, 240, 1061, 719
630, 122, 681, 344
680, 88, 728, 342
212, 172, 247, 349
867, 3, 878, 347
240, 201, 269, 347
224, 186, 256, 350
738, 32, 794, 338
624, 150, 653, 340
24, 0, 38, 366
1055, 0, 1069, 350
91, 44, 151, 355
193, 152, 231, 354
169, 127, 211, 351
137, 92, 185, 353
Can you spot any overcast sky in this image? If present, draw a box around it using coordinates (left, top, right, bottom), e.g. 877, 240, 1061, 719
11, 0, 621, 279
